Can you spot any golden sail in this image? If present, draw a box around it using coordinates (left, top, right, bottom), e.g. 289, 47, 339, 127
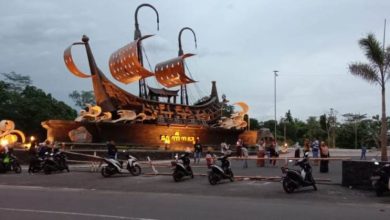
154, 53, 196, 88
64, 42, 92, 78
108, 35, 154, 84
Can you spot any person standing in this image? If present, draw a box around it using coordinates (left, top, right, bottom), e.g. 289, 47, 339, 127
269, 142, 277, 166
303, 139, 310, 155
106, 140, 118, 159
193, 138, 202, 164
241, 145, 249, 168
311, 139, 320, 166
256, 140, 265, 167
320, 141, 330, 173
220, 142, 229, 155
236, 138, 243, 158
294, 142, 301, 158
360, 144, 367, 160
38, 140, 50, 158
205, 150, 213, 168
28, 142, 38, 174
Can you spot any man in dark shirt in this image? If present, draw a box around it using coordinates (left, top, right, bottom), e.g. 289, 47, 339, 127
193, 138, 202, 164
106, 140, 118, 159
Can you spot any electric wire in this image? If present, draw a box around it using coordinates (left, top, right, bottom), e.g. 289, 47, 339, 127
184, 61, 206, 99
141, 45, 160, 88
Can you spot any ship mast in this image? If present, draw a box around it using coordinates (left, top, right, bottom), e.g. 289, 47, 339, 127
134, 4, 159, 99
178, 27, 197, 105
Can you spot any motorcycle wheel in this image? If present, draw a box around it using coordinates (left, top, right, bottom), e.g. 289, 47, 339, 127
310, 176, 317, 191
13, 164, 22, 174
375, 188, 384, 197
43, 165, 52, 175
229, 170, 234, 182
282, 178, 295, 193
101, 166, 112, 178
208, 172, 218, 185
0, 163, 5, 173
173, 170, 184, 182
32, 167, 41, 173
128, 164, 141, 176
372, 181, 384, 197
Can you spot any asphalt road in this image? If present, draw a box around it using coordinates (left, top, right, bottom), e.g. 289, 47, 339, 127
0, 157, 388, 220
0, 183, 388, 220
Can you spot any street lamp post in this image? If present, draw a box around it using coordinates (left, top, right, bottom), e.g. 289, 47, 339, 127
284, 123, 286, 144
274, 70, 278, 143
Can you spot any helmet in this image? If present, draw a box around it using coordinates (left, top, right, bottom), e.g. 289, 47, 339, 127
304, 152, 310, 158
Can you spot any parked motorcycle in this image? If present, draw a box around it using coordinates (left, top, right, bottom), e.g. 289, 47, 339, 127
43, 151, 70, 175
281, 152, 317, 193
28, 156, 45, 173
101, 154, 141, 177
171, 153, 193, 182
0, 153, 22, 174
208, 154, 234, 185
371, 160, 390, 196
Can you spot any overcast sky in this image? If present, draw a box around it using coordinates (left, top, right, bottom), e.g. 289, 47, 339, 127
0, 0, 389, 122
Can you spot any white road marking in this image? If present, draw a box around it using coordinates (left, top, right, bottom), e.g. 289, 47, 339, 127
0, 207, 159, 220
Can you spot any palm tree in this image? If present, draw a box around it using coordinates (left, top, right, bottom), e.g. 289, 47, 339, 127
349, 33, 390, 161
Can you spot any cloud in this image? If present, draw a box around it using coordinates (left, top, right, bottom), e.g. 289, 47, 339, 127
0, 0, 389, 123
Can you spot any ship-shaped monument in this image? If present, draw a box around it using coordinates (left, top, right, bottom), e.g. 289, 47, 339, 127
42, 4, 257, 149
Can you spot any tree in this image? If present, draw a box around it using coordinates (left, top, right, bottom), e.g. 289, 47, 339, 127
342, 113, 367, 149
285, 110, 293, 123
262, 119, 278, 139
1, 72, 32, 92
249, 118, 260, 130
349, 33, 390, 161
327, 108, 338, 148
336, 123, 355, 149
0, 73, 77, 140
18, 86, 77, 139
360, 116, 381, 149
320, 113, 334, 146
69, 90, 96, 108
306, 116, 326, 140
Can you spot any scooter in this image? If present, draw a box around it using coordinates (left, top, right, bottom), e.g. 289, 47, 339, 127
0, 153, 22, 174
43, 151, 70, 175
281, 152, 317, 193
171, 153, 193, 182
208, 154, 234, 185
371, 160, 390, 196
28, 155, 45, 173
101, 154, 141, 177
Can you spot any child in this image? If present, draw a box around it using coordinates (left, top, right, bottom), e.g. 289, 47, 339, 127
205, 150, 214, 168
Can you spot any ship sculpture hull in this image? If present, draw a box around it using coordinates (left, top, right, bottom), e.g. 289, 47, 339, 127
42, 120, 257, 150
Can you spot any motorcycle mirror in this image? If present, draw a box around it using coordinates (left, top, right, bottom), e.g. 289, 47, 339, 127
371, 158, 379, 165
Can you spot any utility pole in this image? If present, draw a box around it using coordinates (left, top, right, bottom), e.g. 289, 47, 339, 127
383, 19, 386, 53
273, 70, 278, 143
282, 118, 287, 145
